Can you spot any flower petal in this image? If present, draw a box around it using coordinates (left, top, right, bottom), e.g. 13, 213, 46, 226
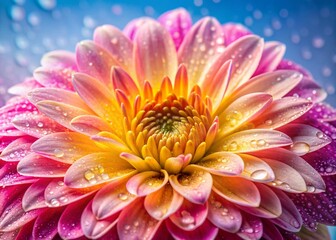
33, 66, 74, 90
222, 23, 251, 46
8, 77, 43, 96
158, 8, 192, 49
237, 214, 263, 240
145, 183, 183, 220
208, 191, 242, 232
117, 198, 161, 240
94, 25, 134, 74
202, 35, 264, 96
217, 93, 272, 137
212, 176, 260, 207
253, 148, 326, 193
0, 162, 36, 187
70, 115, 114, 136
123, 17, 154, 40
239, 154, 275, 182
287, 76, 327, 102
280, 123, 331, 155
41, 50, 77, 70
76, 40, 118, 86
194, 151, 244, 176
22, 179, 50, 211
232, 70, 302, 100
253, 97, 313, 129
31, 132, 101, 164
58, 197, 91, 239
64, 152, 135, 188
0, 136, 34, 162
253, 41, 286, 76
262, 220, 284, 240
213, 129, 292, 153
81, 200, 118, 239
270, 189, 303, 232
17, 153, 70, 177
92, 177, 136, 219
239, 184, 282, 218
33, 207, 63, 240
169, 167, 212, 204
111, 66, 140, 101
178, 17, 224, 87
126, 170, 168, 197
277, 59, 312, 78
167, 219, 218, 240
169, 199, 208, 231
134, 20, 178, 90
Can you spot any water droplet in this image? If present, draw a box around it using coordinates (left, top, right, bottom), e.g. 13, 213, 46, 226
118, 193, 128, 201
84, 170, 95, 181
181, 210, 195, 226
251, 170, 268, 180
265, 119, 273, 125
228, 141, 238, 151
290, 142, 310, 155
307, 185, 316, 193
256, 139, 266, 147
316, 132, 324, 139
50, 198, 60, 206
53, 149, 64, 157
37, 122, 44, 128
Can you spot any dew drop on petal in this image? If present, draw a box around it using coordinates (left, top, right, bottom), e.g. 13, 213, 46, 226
250, 170, 268, 180
53, 149, 64, 157
181, 210, 195, 226
307, 185, 316, 193
290, 142, 310, 155
118, 193, 128, 201
84, 170, 95, 181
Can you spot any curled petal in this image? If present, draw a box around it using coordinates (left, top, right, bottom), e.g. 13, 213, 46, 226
117, 198, 161, 240
207, 192, 242, 232
145, 184, 184, 220
194, 151, 244, 176
169, 199, 208, 231
126, 170, 168, 197
93, 177, 136, 219
134, 20, 178, 90
169, 167, 212, 204
158, 8, 192, 49
65, 152, 135, 188
22, 179, 50, 211
213, 129, 292, 153
212, 176, 260, 207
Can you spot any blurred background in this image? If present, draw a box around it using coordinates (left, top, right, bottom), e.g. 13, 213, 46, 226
0, 0, 335, 237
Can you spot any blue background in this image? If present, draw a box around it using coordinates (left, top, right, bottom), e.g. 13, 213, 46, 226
0, 0, 335, 238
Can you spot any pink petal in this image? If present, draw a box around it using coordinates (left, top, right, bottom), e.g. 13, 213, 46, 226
270, 189, 302, 232
0, 136, 34, 162
134, 20, 178, 90
17, 153, 70, 177
222, 23, 251, 46
166, 219, 218, 240
111, 66, 140, 100
70, 115, 113, 136
169, 199, 208, 231
31, 132, 100, 164
144, 184, 184, 220
94, 25, 134, 74
81, 200, 118, 239
0, 162, 37, 187
237, 214, 263, 240
92, 177, 137, 219
262, 220, 284, 240
253, 97, 313, 129
158, 8, 192, 49
32, 207, 63, 240
277, 59, 312, 78
64, 152, 135, 188
253, 148, 326, 193
213, 129, 292, 153
202, 35, 264, 96
8, 77, 43, 96
194, 151, 244, 176
76, 40, 118, 86
11, 113, 67, 138
232, 70, 302, 100
45, 179, 96, 208
212, 176, 260, 207
217, 93, 272, 137
263, 158, 307, 193
207, 191, 242, 232
33, 66, 74, 90
15, 220, 34, 240
22, 179, 50, 211
253, 41, 286, 76
123, 17, 154, 40
41, 50, 77, 70
239, 154, 275, 183
126, 170, 168, 197
239, 184, 282, 218
287, 77, 327, 102
117, 198, 161, 240
72, 73, 124, 137
178, 17, 224, 87
58, 197, 91, 239
169, 167, 212, 204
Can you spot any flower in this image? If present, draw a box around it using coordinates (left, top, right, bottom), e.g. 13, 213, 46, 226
0, 8, 336, 240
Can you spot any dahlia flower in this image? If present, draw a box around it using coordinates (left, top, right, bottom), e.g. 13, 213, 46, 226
0, 8, 335, 240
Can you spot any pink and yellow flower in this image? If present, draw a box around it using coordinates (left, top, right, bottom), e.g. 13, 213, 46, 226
0, 8, 336, 240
